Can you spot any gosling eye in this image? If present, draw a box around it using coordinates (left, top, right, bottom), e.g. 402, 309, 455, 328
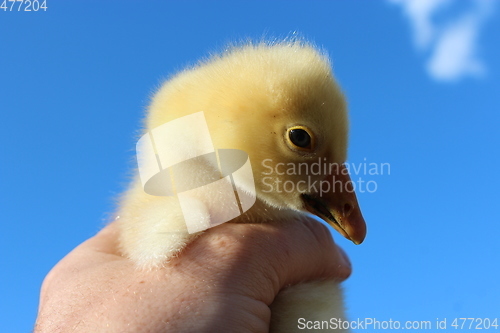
286, 126, 315, 151
289, 129, 311, 148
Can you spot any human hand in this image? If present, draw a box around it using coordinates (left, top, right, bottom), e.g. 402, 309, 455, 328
35, 219, 351, 332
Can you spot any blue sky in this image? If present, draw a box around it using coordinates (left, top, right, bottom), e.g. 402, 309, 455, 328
1, 1, 499, 331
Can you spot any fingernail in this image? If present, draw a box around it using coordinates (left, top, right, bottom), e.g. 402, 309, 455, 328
338, 246, 351, 269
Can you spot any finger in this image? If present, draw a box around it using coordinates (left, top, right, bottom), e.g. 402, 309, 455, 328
78, 221, 121, 255
177, 218, 352, 305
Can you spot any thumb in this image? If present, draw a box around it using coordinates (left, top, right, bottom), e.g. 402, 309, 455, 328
189, 218, 352, 305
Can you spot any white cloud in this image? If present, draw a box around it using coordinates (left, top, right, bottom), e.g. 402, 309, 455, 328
389, 0, 495, 82
389, 0, 450, 48
427, 16, 485, 80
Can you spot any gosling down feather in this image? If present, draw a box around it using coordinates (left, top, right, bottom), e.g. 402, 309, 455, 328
117, 40, 367, 332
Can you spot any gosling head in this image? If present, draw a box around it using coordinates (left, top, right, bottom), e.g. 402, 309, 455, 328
147, 41, 366, 244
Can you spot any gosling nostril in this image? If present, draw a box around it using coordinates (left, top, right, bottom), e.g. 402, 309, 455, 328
343, 203, 352, 216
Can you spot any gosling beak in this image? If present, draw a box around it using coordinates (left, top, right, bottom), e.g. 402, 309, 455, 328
302, 164, 367, 245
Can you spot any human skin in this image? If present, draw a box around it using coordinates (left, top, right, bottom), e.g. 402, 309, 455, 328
34, 219, 351, 333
